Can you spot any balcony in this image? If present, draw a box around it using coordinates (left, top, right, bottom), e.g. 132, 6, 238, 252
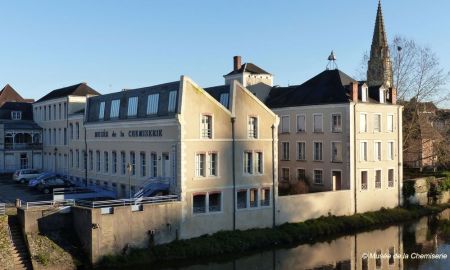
4, 143, 43, 150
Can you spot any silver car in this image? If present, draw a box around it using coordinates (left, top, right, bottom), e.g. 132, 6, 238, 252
13, 169, 41, 184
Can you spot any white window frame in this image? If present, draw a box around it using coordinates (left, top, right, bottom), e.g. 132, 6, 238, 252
281, 142, 290, 161
99, 101, 105, 120
361, 86, 368, 102
361, 170, 368, 191
331, 141, 342, 162
388, 168, 395, 188
360, 141, 368, 161
313, 169, 323, 185
255, 151, 264, 174
296, 114, 306, 133
296, 167, 306, 181
375, 169, 382, 189
387, 114, 394, 132
313, 113, 323, 133
11, 111, 22, 120
374, 141, 382, 161
387, 141, 395, 160
127, 96, 138, 117
208, 152, 218, 177
195, 152, 206, 177
331, 113, 342, 133
313, 141, 323, 161
168, 90, 177, 112
243, 151, 254, 174
110, 99, 120, 118
248, 115, 258, 139
200, 114, 213, 139
280, 115, 290, 133
281, 167, 290, 182
359, 113, 368, 133
146, 93, 159, 115
297, 141, 306, 161
373, 113, 382, 133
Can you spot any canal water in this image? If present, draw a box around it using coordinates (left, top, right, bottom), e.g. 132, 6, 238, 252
152, 209, 450, 270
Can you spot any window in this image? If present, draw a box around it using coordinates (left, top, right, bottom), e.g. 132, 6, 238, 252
121, 151, 126, 175
96, 151, 100, 172
374, 141, 382, 161
76, 123, 79, 139
195, 153, 206, 177
48, 105, 51, 120
376, 249, 382, 268
388, 169, 394, 187
53, 104, 56, 119
70, 150, 73, 168
360, 113, 367, 132
249, 189, 258, 208
82, 150, 86, 169
99, 102, 105, 119
76, 150, 79, 168
11, 111, 22, 120
331, 114, 342, 132
313, 142, 323, 161
255, 152, 263, 174
110, 99, 120, 118
63, 103, 67, 119
389, 247, 395, 265
379, 88, 386, 103
140, 152, 146, 177
237, 190, 247, 209
297, 142, 306, 160
168, 90, 177, 112
63, 128, 67, 145
44, 106, 47, 121
332, 142, 342, 162
209, 193, 221, 212
58, 104, 61, 119
361, 86, 368, 102
360, 142, 368, 161
261, 188, 270, 206
112, 151, 117, 174
208, 152, 217, 176
130, 152, 136, 175
313, 170, 323, 184
281, 142, 290, 161
361, 171, 368, 190
201, 115, 212, 139
387, 114, 394, 132
151, 153, 157, 177
375, 170, 381, 189
374, 114, 381, 132
248, 117, 258, 138
313, 114, 323, 133
219, 93, 229, 107
388, 141, 394, 160
104, 152, 109, 173
281, 168, 290, 181
146, 94, 159, 115
281, 116, 290, 133
297, 169, 306, 181
193, 194, 206, 214
127, 97, 138, 117
69, 123, 73, 139
89, 151, 93, 171
297, 115, 306, 132
244, 152, 253, 174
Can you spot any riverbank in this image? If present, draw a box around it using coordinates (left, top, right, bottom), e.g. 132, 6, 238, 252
98, 204, 450, 268
0, 215, 14, 270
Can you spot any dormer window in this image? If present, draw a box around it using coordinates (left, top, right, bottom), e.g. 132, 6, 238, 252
11, 111, 22, 120
379, 88, 386, 103
361, 87, 368, 102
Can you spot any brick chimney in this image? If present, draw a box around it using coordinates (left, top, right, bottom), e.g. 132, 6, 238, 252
390, 87, 397, 104
350, 82, 358, 102
233, 56, 242, 71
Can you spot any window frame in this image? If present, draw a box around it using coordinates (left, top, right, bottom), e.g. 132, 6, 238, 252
200, 114, 213, 139
127, 96, 138, 117
331, 113, 342, 133
146, 93, 159, 115
313, 141, 323, 161
280, 115, 290, 133
110, 99, 120, 118
313, 113, 323, 133
313, 169, 323, 185
296, 114, 306, 133
297, 141, 306, 161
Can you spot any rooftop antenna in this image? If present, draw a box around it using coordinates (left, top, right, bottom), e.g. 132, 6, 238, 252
326, 50, 338, 70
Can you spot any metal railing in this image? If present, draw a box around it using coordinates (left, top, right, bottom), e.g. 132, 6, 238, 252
0, 203, 5, 215
76, 195, 179, 208
18, 199, 75, 210
4, 143, 43, 150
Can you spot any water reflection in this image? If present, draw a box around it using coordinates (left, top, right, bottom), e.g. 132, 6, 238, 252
156, 210, 450, 270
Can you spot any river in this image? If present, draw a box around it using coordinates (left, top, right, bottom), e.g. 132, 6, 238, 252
150, 209, 450, 270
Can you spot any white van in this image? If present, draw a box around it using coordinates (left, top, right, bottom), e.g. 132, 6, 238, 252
13, 169, 41, 184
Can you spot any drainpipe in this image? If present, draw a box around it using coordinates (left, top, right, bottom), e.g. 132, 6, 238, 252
231, 117, 236, 231
271, 124, 276, 228
397, 106, 402, 206
84, 126, 88, 187
353, 103, 358, 214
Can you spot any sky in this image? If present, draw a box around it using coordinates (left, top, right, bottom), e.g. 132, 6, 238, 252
0, 0, 449, 106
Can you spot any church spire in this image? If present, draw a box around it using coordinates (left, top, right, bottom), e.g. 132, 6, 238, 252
367, 0, 393, 88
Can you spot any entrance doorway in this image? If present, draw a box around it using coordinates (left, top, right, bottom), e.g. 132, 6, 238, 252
20, 153, 28, 169
332, 171, 342, 191
162, 153, 170, 178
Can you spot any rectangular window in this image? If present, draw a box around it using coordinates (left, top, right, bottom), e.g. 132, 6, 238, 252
209, 193, 221, 212
146, 94, 159, 115
388, 142, 394, 160
127, 97, 138, 117
76, 123, 79, 139
360, 113, 367, 132
375, 170, 381, 189
374, 114, 381, 132
201, 115, 212, 139
387, 114, 394, 132
237, 190, 247, 209
297, 168, 306, 181
313, 114, 323, 133
193, 194, 206, 214
104, 152, 109, 173
63, 128, 67, 145
375, 142, 382, 161
130, 151, 136, 175
281, 116, 290, 133
89, 151, 93, 171
195, 153, 206, 177
140, 152, 146, 177
110, 99, 120, 118
255, 152, 263, 174
96, 151, 100, 172
249, 189, 258, 208
361, 87, 368, 102
248, 117, 258, 138
281, 168, 290, 181
219, 93, 229, 107
282, 142, 290, 161
297, 115, 306, 132
261, 188, 270, 206
58, 104, 61, 119
82, 150, 86, 169
76, 150, 79, 168
151, 153, 157, 177
297, 142, 306, 160
361, 171, 368, 190
208, 152, 217, 176
99, 102, 105, 119
112, 151, 117, 174
313, 170, 323, 184
332, 142, 342, 162
70, 150, 73, 168
244, 152, 253, 174
388, 169, 394, 187
360, 142, 367, 161
331, 114, 342, 132
121, 151, 126, 175
11, 111, 22, 120
168, 90, 177, 112
313, 142, 323, 161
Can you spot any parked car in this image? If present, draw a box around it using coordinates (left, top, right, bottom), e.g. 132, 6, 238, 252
28, 172, 57, 188
36, 177, 74, 194
13, 169, 41, 184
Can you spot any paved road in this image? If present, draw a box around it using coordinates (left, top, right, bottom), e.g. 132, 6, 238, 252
0, 177, 51, 204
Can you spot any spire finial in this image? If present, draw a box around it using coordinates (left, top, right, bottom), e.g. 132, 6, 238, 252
326, 50, 338, 70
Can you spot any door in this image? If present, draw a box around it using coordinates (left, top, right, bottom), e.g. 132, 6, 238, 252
333, 171, 342, 191
20, 153, 28, 169
33, 153, 42, 170
162, 153, 170, 178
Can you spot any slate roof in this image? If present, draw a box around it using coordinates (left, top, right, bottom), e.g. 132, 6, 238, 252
226, 63, 271, 76
204, 85, 231, 108
36, 83, 100, 102
265, 69, 357, 108
0, 102, 33, 120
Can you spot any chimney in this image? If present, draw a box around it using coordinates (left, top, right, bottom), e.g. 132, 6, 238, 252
233, 56, 242, 71
350, 82, 358, 102
390, 87, 397, 104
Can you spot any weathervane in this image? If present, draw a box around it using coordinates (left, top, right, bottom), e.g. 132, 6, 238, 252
326, 50, 338, 70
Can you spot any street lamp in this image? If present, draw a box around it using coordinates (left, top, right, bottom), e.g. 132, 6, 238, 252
127, 163, 132, 199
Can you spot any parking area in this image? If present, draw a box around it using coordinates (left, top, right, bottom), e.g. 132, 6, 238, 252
0, 175, 51, 204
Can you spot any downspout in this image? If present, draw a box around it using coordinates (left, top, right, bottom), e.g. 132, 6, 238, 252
397, 106, 402, 206
271, 124, 276, 228
353, 103, 358, 214
66, 97, 70, 179
231, 117, 236, 231
84, 126, 88, 187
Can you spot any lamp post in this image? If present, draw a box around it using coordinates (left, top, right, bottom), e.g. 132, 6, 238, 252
127, 163, 132, 199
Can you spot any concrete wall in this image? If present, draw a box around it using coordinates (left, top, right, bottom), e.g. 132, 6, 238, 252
276, 190, 353, 225
17, 207, 73, 234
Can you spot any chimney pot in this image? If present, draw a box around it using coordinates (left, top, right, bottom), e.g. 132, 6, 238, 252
233, 56, 242, 71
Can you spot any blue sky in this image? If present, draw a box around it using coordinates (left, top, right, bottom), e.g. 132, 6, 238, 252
0, 0, 449, 103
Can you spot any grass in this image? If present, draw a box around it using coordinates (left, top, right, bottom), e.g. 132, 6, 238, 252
98, 204, 450, 269
0, 215, 14, 270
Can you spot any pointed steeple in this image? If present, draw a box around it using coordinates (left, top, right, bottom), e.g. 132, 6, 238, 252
367, 0, 393, 88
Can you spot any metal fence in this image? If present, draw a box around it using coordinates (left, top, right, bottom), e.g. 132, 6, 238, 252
18, 199, 75, 210
76, 195, 179, 208
0, 203, 5, 215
